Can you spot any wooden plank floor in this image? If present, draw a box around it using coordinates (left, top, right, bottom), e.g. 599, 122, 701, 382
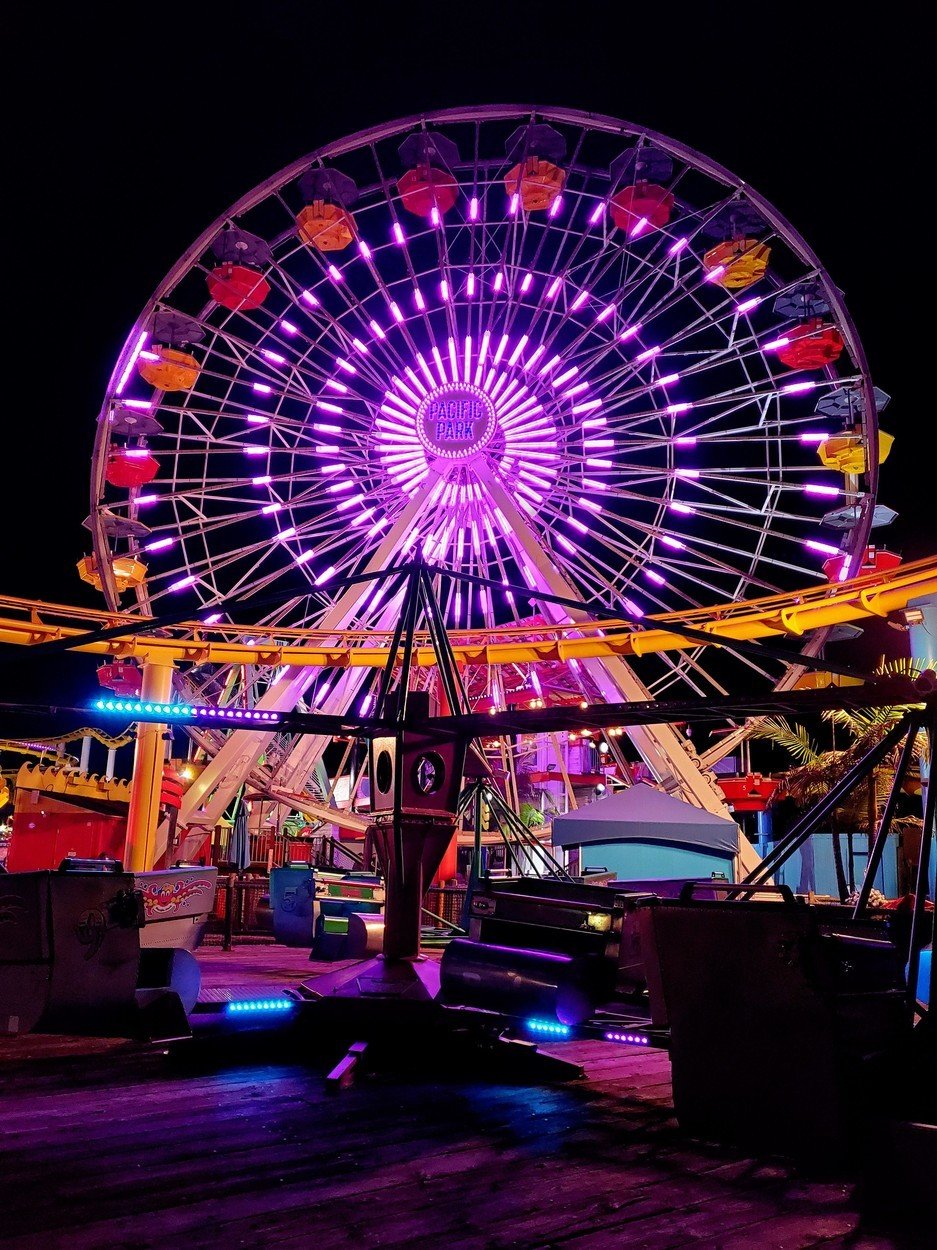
0, 943, 927, 1249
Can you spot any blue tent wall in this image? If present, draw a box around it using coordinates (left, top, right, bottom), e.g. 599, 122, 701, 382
579, 840, 734, 881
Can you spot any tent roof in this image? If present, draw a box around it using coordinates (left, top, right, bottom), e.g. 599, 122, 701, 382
551, 783, 738, 855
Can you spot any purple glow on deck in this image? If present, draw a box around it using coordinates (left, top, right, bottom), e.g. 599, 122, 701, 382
116, 330, 149, 394
805, 540, 842, 556
301, 290, 320, 307
252, 383, 272, 395
783, 381, 817, 394
804, 483, 841, 497
145, 537, 174, 552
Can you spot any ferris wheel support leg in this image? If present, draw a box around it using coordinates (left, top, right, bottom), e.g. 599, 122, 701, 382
480, 472, 760, 877
124, 657, 174, 872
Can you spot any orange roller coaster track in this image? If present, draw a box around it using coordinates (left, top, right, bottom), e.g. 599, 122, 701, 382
0, 557, 933, 672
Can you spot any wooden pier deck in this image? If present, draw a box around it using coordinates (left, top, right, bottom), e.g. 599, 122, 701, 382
0, 943, 929, 1248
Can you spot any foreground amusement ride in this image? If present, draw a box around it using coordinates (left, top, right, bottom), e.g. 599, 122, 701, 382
1, 108, 934, 1161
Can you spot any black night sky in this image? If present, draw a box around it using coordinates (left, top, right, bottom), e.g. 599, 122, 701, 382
4, 3, 934, 726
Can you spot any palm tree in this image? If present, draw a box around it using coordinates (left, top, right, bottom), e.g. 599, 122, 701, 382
745, 659, 932, 898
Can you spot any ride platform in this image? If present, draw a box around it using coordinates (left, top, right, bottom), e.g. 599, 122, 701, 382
0, 941, 930, 1247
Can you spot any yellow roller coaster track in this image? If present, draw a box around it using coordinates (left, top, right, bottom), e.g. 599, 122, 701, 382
0, 557, 933, 672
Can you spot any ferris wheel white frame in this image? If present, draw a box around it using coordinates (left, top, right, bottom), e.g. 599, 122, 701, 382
89, 106, 881, 845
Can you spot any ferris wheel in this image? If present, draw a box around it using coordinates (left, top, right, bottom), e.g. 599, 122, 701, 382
88, 106, 886, 833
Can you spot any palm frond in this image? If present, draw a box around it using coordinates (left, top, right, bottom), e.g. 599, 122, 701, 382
745, 716, 820, 765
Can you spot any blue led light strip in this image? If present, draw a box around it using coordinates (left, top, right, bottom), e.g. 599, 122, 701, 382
225, 998, 293, 1014
93, 698, 282, 725
525, 1018, 571, 1038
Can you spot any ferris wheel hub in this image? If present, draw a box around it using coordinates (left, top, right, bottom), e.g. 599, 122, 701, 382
416, 381, 498, 462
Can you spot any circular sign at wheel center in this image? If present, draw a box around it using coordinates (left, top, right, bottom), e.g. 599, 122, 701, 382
416, 381, 498, 463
